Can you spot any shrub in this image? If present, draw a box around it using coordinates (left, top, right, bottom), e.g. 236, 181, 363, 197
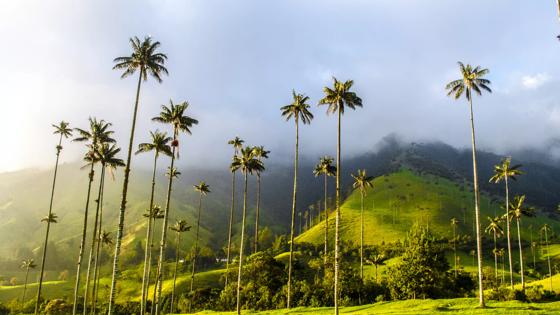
44, 299, 72, 315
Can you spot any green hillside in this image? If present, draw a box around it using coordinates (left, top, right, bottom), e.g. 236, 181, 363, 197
297, 169, 560, 246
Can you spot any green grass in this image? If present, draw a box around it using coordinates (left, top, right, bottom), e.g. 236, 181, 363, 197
190, 298, 560, 314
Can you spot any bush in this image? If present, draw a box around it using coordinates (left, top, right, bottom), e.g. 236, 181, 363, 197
44, 299, 72, 315
112, 301, 141, 315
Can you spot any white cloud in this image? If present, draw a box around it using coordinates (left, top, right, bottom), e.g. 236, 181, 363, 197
521, 73, 550, 89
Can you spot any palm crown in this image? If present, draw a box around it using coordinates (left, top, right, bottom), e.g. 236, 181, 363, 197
144, 205, 164, 219
166, 167, 181, 179
170, 220, 191, 233
41, 213, 58, 224
313, 156, 336, 178
280, 90, 314, 124
152, 100, 199, 148
74, 118, 116, 149
21, 259, 36, 270
450, 217, 460, 227
318, 77, 363, 115
489, 158, 523, 183
53, 121, 73, 138
96, 143, 126, 177
507, 195, 534, 221
194, 181, 211, 195
351, 169, 373, 195
228, 137, 244, 151
485, 216, 504, 236
135, 130, 173, 158
231, 146, 265, 175
113, 36, 168, 82
101, 231, 113, 246
445, 62, 492, 101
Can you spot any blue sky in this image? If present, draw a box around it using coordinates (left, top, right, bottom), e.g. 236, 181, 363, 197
1, 0, 560, 172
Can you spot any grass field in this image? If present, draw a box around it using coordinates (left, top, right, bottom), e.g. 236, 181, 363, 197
191, 298, 560, 314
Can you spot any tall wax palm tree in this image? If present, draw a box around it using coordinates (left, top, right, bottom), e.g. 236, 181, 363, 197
319, 77, 362, 314
485, 216, 504, 283
231, 146, 264, 315
86, 144, 125, 314
366, 254, 386, 284
21, 259, 36, 308
541, 224, 553, 291
72, 118, 115, 315
252, 146, 270, 253
489, 157, 523, 288
152, 100, 198, 314
170, 220, 191, 314
351, 169, 373, 281
191, 181, 211, 292
281, 90, 314, 308
508, 195, 534, 290
136, 130, 172, 314
148, 206, 164, 315
313, 156, 336, 266
108, 36, 168, 314
446, 62, 492, 307
34, 121, 72, 315
225, 136, 244, 287
450, 218, 460, 277
35, 213, 58, 313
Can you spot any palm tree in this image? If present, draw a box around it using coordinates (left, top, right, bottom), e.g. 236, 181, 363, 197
152, 100, 198, 314
72, 118, 115, 315
252, 146, 270, 253
508, 195, 534, 290
148, 206, 165, 315
35, 213, 58, 313
351, 169, 373, 281
225, 136, 244, 287
450, 218, 460, 277
498, 248, 506, 285
20, 259, 36, 308
94, 231, 113, 310
366, 254, 386, 284
446, 62, 491, 307
281, 90, 314, 308
136, 130, 172, 314
108, 36, 168, 314
231, 146, 264, 315
191, 181, 211, 292
485, 216, 504, 284
541, 224, 553, 291
319, 77, 362, 314
86, 144, 125, 314
170, 220, 191, 314
34, 121, 72, 315
489, 157, 523, 289
313, 156, 336, 266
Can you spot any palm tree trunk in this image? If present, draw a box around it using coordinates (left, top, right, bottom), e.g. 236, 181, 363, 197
92, 172, 106, 314
236, 172, 249, 315
154, 133, 178, 315
287, 118, 299, 309
324, 174, 328, 267
170, 232, 180, 314
141, 153, 159, 314
108, 69, 143, 314
505, 176, 514, 289
225, 150, 238, 288
334, 107, 342, 315
72, 162, 95, 315
545, 229, 552, 291
36, 134, 63, 315
468, 98, 485, 307
453, 225, 457, 277
149, 218, 158, 315
254, 173, 261, 254
190, 193, 203, 292
494, 232, 498, 285
22, 267, 30, 308
516, 218, 525, 290
83, 166, 106, 314
360, 191, 364, 280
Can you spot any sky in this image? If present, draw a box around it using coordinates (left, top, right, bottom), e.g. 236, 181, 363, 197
1, 0, 560, 172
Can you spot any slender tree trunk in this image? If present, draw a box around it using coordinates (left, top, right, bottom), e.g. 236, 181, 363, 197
141, 153, 159, 314
108, 70, 143, 314
502, 254, 505, 285
83, 166, 106, 314
468, 98, 485, 307
154, 134, 178, 315
324, 174, 328, 267
505, 176, 514, 289
453, 224, 457, 277
374, 265, 378, 284
254, 173, 262, 253
225, 150, 238, 288
22, 267, 30, 308
149, 217, 158, 315
92, 172, 106, 314
360, 191, 364, 280
545, 229, 553, 291
170, 232, 180, 314
36, 135, 63, 315
236, 172, 248, 315
287, 118, 299, 309
73, 162, 95, 315
190, 193, 203, 292
516, 218, 525, 290
334, 108, 342, 315
494, 232, 498, 285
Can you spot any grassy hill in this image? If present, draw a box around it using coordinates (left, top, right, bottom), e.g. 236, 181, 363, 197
297, 169, 560, 246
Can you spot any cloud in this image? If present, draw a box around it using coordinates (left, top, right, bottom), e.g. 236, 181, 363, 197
521, 73, 550, 89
